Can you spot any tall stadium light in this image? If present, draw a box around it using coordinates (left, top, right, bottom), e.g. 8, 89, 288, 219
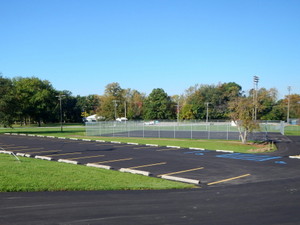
253, 76, 259, 121
287, 86, 291, 124
56, 94, 65, 132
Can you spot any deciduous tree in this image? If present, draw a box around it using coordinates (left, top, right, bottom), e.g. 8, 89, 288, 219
143, 88, 175, 120
229, 96, 259, 144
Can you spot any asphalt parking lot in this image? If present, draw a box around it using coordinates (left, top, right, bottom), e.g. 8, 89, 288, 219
1, 133, 300, 225
1, 133, 300, 187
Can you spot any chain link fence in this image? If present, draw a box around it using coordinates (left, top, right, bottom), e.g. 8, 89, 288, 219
85, 120, 285, 141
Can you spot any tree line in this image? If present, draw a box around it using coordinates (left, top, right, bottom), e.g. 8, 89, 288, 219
0, 75, 299, 127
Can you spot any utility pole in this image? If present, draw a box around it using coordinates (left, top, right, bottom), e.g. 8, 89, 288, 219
56, 94, 65, 132
287, 86, 291, 124
253, 76, 259, 121
176, 101, 180, 123
124, 101, 127, 118
205, 102, 210, 123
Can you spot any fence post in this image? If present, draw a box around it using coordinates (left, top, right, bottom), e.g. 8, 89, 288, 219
174, 122, 176, 139
208, 123, 210, 139
280, 121, 285, 135
158, 123, 160, 138
227, 122, 229, 140
128, 122, 130, 137
98, 122, 101, 136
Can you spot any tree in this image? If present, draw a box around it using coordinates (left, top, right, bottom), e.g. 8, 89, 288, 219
124, 89, 145, 120
228, 96, 259, 144
180, 104, 197, 120
254, 88, 278, 120
13, 77, 57, 126
0, 76, 17, 127
182, 82, 242, 120
143, 88, 175, 120
76, 95, 101, 119
281, 94, 300, 120
97, 82, 125, 120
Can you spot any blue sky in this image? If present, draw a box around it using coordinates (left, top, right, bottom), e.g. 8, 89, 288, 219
1, 0, 299, 99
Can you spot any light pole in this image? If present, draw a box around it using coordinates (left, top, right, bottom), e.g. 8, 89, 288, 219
124, 101, 127, 118
56, 94, 65, 132
112, 100, 120, 120
253, 76, 259, 121
176, 101, 180, 123
205, 102, 210, 123
287, 86, 291, 124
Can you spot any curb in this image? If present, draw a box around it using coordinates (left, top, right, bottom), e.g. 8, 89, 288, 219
119, 168, 151, 176
58, 159, 78, 164
189, 147, 205, 150
0, 150, 13, 154
216, 150, 234, 153
86, 163, 111, 170
35, 155, 52, 161
160, 175, 200, 185
167, 146, 180, 149
146, 144, 159, 147
289, 155, 300, 159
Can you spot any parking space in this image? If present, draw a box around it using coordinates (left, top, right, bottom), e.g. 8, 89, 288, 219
1, 133, 300, 187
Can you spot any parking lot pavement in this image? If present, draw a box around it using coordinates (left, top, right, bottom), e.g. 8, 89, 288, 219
1, 134, 300, 187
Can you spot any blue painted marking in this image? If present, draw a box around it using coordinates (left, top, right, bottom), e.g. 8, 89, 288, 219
184, 151, 207, 154
275, 161, 287, 165
216, 153, 282, 162
184, 151, 205, 156
195, 153, 204, 156
184, 151, 200, 154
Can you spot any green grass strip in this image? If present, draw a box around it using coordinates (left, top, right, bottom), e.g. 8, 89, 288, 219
0, 154, 194, 192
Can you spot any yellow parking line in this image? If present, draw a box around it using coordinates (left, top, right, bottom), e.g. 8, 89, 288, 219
66, 155, 105, 160
128, 162, 167, 169
207, 174, 251, 186
4, 146, 28, 149
156, 148, 180, 152
94, 158, 133, 164
12, 148, 44, 152
158, 167, 204, 177
43, 152, 82, 157
133, 147, 153, 149
24, 150, 62, 154
96, 145, 130, 148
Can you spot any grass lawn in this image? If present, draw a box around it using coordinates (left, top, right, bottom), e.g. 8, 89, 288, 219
284, 125, 300, 136
0, 126, 275, 153
0, 154, 194, 192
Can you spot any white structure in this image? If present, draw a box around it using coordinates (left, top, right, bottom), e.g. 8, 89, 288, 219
116, 117, 128, 122
85, 114, 104, 122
